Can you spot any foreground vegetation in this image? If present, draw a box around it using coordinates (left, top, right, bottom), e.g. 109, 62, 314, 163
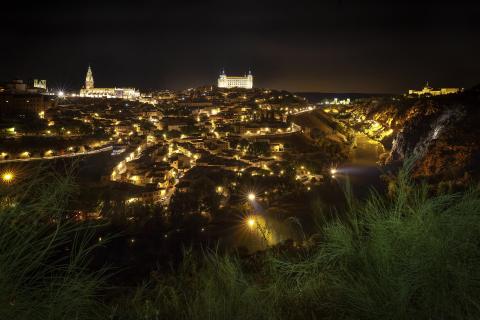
2, 163, 480, 319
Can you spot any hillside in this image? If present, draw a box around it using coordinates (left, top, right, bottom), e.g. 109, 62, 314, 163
342, 86, 480, 186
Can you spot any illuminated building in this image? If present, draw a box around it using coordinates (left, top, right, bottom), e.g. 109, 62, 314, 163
85, 65, 94, 89
408, 82, 462, 96
321, 97, 350, 105
79, 65, 140, 100
32, 79, 47, 91
218, 69, 253, 89
0, 79, 56, 116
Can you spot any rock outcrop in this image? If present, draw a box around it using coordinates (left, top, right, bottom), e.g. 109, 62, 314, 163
350, 86, 480, 185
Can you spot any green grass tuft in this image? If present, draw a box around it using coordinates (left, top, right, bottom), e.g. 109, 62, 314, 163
0, 164, 108, 320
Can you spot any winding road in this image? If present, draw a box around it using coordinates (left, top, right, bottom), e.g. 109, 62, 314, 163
0, 146, 113, 164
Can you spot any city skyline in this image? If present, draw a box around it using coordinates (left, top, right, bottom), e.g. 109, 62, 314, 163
1, 1, 480, 93
2, 2, 480, 317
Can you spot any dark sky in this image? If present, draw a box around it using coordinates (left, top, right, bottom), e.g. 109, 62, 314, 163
1, 0, 479, 93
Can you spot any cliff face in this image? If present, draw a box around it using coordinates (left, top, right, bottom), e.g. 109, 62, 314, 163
351, 87, 480, 184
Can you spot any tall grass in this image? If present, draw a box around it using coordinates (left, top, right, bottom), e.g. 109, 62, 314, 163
0, 164, 108, 320
269, 162, 480, 319
114, 162, 480, 320
2, 162, 480, 319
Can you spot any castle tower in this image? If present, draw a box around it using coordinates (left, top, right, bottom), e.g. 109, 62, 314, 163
218, 69, 227, 88
85, 65, 94, 89
247, 69, 253, 88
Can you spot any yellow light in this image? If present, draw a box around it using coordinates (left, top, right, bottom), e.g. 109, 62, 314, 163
248, 193, 255, 201
247, 218, 255, 228
330, 168, 337, 175
126, 197, 138, 203
2, 172, 14, 183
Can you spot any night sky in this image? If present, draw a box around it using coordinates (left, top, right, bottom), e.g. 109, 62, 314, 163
1, 0, 479, 93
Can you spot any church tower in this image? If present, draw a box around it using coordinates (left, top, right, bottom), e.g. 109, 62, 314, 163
85, 65, 94, 89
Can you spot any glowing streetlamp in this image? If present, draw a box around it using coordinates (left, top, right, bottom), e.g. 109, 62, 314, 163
247, 218, 255, 228
2, 172, 14, 183
330, 168, 337, 175
57, 91, 64, 97
247, 193, 256, 201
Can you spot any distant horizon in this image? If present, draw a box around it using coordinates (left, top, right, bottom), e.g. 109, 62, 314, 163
1, 71, 472, 96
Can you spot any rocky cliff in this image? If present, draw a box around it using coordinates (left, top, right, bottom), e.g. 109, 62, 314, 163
348, 86, 480, 185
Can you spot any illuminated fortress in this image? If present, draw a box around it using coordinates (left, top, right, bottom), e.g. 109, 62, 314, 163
408, 82, 462, 96
79, 65, 140, 100
218, 69, 253, 89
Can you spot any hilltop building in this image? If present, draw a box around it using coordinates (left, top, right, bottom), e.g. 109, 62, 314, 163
79, 65, 140, 100
85, 65, 94, 89
408, 82, 462, 96
0, 79, 56, 116
218, 70, 253, 89
32, 79, 47, 91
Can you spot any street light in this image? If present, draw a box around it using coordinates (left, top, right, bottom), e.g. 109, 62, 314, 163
57, 91, 65, 97
247, 193, 256, 201
2, 172, 14, 183
247, 218, 255, 228
330, 168, 337, 179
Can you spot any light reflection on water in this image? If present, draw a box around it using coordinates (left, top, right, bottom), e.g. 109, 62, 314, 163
221, 211, 304, 253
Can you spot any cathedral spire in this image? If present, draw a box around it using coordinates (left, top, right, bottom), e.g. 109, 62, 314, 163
85, 65, 94, 89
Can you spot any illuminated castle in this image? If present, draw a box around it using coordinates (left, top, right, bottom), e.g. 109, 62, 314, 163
408, 82, 462, 96
79, 65, 140, 100
218, 69, 253, 89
